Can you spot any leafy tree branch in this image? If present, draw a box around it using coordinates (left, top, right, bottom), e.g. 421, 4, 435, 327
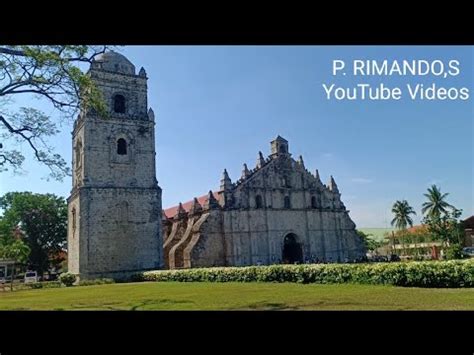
0, 45, 110, 180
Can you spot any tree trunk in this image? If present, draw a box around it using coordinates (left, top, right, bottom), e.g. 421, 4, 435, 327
10, 264, 15, 292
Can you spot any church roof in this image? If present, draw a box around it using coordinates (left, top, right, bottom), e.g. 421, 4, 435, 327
272, 135, 288, 143
92, 51, 136, 75
164, 191, 220, 218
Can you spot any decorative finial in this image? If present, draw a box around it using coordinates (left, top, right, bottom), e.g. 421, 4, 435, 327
174, 202, 187, 219
241, 163, 250, 179
257, 151, 265, 168
139, 67, 147, 77
148, 107, 155, 121
314, 169, 322, 184
189, 197, 203, 215
220, 169, 232, 191
298, 155, 305, 168
328, 175, 339, 193
203, 191, 219, 209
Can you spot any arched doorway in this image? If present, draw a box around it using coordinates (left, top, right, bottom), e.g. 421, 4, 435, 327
282, 233, 303, 264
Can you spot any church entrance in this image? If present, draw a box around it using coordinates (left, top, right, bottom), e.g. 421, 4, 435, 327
282, 233, 303, 264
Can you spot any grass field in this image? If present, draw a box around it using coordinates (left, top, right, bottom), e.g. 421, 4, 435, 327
1, 282, 473, 310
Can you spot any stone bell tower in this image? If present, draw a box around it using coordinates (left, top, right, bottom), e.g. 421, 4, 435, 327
67, 51, 163, 280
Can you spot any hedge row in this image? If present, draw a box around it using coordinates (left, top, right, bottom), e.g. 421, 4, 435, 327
134, 260, 474, 288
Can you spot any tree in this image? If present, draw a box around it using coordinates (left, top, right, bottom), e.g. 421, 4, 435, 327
0, 239, 30, 264
423, 208, 464, 248
356, 230, 384, 252
421, 185, 454, 219
0, 46, 109, 180
391, 200, 416, 230
391, 200, 417, 256
0, 192, 67, 275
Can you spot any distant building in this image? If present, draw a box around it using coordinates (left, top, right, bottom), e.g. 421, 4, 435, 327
461, 216, 474, 247
386, 225, 442, 260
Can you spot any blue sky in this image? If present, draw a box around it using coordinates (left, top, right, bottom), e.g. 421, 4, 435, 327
1, 46, 472, 227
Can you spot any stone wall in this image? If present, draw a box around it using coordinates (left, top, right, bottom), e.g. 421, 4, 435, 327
163, 137, 366, 269
67, 52, 163, 280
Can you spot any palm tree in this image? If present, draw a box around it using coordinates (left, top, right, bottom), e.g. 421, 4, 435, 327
391, 200, 417, 257
422, 185, 454, 219
391, 200, 417, 230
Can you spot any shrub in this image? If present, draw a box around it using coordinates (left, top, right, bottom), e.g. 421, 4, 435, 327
135, 260, 474, 288
59, 272, 77, 287
444, 244, 465, 260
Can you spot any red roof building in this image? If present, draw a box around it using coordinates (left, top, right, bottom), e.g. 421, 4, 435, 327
164, 191, 220, 219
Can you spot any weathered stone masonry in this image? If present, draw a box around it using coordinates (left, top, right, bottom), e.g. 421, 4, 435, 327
67, 52, 163, 280
67, 51, 365, 277
163, 136, 366, 268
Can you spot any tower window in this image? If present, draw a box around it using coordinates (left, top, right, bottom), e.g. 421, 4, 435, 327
255, 195, 263, 209
311, 196, 317, 208
117, 138, 127, 155
284, 196, 291, 209
114, 94, 126, 113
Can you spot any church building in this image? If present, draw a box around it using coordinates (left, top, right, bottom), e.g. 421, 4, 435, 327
67, 51, 365, 279
163, 136, 366, 269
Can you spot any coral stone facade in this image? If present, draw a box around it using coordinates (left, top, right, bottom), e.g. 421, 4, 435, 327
67, 52, 163, 280
67, 51, 365, 277
163, 136, 366, 269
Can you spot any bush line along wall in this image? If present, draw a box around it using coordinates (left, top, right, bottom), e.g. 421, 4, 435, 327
135, 260, 474, 288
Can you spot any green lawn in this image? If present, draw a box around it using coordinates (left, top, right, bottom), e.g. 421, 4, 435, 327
1, 282, 473, 310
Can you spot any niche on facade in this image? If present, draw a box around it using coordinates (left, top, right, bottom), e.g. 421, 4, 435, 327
71, 207, 77, 237
75, 139, 83, 169
117, 201, 129, 223
74, 139, 83, 186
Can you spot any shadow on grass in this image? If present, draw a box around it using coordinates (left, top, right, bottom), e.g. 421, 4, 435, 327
131, 298, 195, 310
245, 302, 298, 310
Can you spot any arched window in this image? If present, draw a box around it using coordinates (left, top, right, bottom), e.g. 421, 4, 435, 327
114, 94, 126, 113
311, 196, 317, 208
255, 195, 263, 209
284, 196, 291, 209
279, 145, 287, 153
117, 138, 127, 155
